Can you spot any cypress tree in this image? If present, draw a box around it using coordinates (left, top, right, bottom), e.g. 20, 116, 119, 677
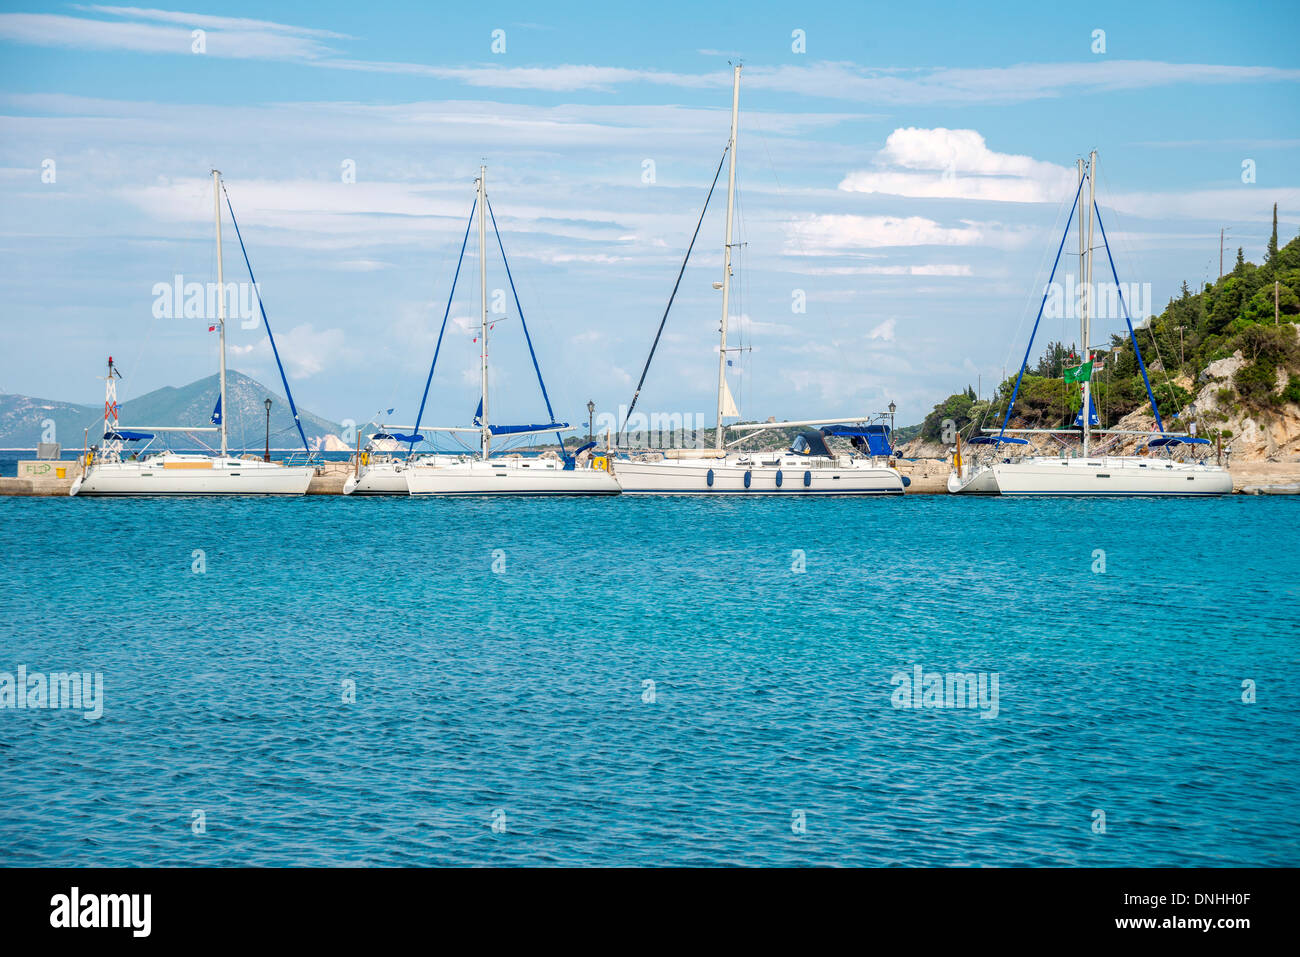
1267, 202, 1279, 264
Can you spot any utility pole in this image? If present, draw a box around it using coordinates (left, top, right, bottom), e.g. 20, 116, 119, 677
1219, 228, 1224, 279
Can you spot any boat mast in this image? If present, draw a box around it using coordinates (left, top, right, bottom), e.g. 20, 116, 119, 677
714, 64, 741, 451
478, 164, 490, 461
1082, 150, 1097, 456
1076, 158, 1086, 452
212, 168, 228, 457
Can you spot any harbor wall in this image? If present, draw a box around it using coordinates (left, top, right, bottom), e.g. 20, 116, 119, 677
3, 458, 1298, 496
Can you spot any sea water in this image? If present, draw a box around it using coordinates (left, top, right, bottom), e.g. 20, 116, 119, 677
1, 495, 1296, 866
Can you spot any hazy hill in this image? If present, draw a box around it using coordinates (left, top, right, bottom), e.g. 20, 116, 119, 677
0, 370, 347, 451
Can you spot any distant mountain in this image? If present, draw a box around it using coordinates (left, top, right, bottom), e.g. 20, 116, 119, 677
0, 370, 348, 451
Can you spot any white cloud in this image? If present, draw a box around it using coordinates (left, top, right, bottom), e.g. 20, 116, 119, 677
840, 128, 1076, 203
789, 214, 988, 251
336, 259, 393, 271
223, 324, 349, 377
77, 5, 350, 39
4, 11, 1298, 104
1108, 187, 1300, 223
868, 318, 897, 342
791, 263, 974, 277
0, 11, 335, 59
731, 312, 796, 336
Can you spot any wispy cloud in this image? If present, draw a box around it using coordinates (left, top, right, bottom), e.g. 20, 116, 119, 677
3, 9, 1298, 103
77, 5, 350, 39
788, 214, 1031, 252
0, 11, 337, 59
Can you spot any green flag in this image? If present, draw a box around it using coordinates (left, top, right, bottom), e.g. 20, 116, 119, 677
1063, 360, 1093, 384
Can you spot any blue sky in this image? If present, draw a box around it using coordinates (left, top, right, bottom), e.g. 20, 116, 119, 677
1, 0, 1297, 430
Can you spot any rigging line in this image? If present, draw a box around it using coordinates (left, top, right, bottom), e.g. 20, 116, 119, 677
983, 176, 1078, 437
1097, 166, 1182, 417
998, 175, 1087, 441
1093, 200, 1165, 433
971, 177, 1077, 444
620, 143, 730, 443
409, 197, 477, 452
485, 195, 566, 455
220, 183, 310, 453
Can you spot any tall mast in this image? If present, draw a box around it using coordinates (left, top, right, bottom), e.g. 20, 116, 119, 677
212, 169, 228, 457
478, 165, 490, 461
1076, 158, 1086, 451
1077, 157, 1085, 346
714, 64, 741, 451
1082, 150, 1097, 456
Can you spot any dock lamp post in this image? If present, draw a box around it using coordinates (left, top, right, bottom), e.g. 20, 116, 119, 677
888, 401, 896, 432
264, 397, 273, 462
587, 400, 595, 444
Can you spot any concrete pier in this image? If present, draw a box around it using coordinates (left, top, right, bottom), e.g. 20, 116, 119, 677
3, 457, 1297, 496
1, 460, 83, 496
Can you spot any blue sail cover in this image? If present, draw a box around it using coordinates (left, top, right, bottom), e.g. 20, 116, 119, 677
821, 424, 893, 456
489, 422, 568, 436
968, 436, 1029, 445
210, 395, 222, 425
105, 430, 153, 441
1072, 394, 1099, 427
1148, 436, 1210, 447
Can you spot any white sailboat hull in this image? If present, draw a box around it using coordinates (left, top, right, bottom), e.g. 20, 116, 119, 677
991, 456, 1233, 496
947, 465, 1000, 495
406, 460, 621, 496
70, 456, 313, 496
343, 463, 409, 495
614, 456, 904, 495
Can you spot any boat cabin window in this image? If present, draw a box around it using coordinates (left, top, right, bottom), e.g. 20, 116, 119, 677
788, 430, 832, 458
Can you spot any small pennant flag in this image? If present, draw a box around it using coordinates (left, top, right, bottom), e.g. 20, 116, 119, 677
208, 323, 216, 332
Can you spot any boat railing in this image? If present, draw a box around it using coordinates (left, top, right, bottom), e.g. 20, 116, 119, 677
286, 451, 324, 469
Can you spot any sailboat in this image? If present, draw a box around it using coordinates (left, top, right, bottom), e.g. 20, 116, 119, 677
948, 151, 1231, 496
403, 166, 621, 496
613, 65, 905, 495
342, 425, 442, 495
70, 170, 315, 496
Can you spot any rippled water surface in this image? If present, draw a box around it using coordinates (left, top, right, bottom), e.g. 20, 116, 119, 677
2, 495, 1297, 866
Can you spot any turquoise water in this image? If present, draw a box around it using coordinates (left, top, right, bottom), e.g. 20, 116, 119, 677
1, 495, 1296, 866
